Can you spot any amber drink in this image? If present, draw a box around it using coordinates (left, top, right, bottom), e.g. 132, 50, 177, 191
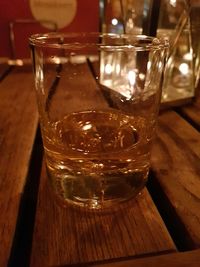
30, 33, 167, 209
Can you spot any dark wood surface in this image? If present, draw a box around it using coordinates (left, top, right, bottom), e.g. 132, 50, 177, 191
151, 111, 200, 249
0, 66, 200, 267
0, 66, 38, 267
92, 249, 200, 267
30, 164, 175, 267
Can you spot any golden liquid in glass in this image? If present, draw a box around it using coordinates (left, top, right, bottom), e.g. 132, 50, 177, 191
43, 110, 151, 209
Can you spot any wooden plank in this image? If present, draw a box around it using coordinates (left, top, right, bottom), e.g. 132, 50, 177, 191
177, 83, 200, 128
46, 62, 109, 117
30, 162, 176, 267
92, 249, 200, 267
0, 66, 38, 267
151, 110, 200, 249
160, 97, 193, 110
178, 102, 200, 130
30, 61, 176, 266
0, 63, 12, 82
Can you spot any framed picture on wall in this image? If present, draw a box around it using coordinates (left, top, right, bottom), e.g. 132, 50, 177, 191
0, 0, 99, 59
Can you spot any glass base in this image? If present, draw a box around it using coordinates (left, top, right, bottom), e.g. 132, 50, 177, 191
48, 170, 148, 210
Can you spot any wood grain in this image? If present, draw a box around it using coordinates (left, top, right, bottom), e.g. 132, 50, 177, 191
30, 60, 176, 266
151, 110, 200, 249
30, 162, 176, 267
92, 248, 200, 267
179, 102, 200, 130
0, 66, 38, 266
0, 64, 12, 82
1, 45, 200, 267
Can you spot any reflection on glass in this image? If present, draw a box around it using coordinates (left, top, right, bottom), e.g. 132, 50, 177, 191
190, 2, 200, 88
157, 0, 195, 102
100, 0, 198, 104
101, 0, 144, 34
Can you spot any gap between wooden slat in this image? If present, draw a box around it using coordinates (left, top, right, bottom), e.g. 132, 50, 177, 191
8, 127, 43, 267
147, 171, 193, 252
149, 110, 200, 251
175, 105, 200, 132
0, 65, 14, 83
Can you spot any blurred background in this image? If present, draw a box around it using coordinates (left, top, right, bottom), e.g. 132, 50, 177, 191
0, 0, 199, 103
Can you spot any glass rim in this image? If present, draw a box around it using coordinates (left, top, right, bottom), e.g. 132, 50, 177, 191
29, 32, 168, 51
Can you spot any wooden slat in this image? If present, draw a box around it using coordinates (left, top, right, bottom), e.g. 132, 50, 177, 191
179, 102, 200, 129
151, 110, 200, 249
0, 63, 8, 74
48, 63, 109, 115
0, 66, 38, 266
177, 82, 200, 128
0, 64, 12, 82
30, 163, 176, 267
92, 249, 200, 267
30, 61, 176, 266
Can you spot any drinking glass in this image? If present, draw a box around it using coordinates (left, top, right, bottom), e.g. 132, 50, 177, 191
29, 33, 167, 209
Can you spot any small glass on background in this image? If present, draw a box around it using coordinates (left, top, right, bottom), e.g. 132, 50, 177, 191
157, 0, 195, 103
30, 33, 167, 210
101, 0, 199, 105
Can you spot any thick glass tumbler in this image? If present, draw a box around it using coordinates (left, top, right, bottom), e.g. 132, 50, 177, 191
30, 33, 167, 209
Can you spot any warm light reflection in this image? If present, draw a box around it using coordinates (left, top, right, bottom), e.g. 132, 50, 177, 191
8, 59, 24, 66
159, 61, 163, 68
82, 123, 92, 131
105, 63, 113, 74
36, 66, 44, 93
139, 73, 145, 81
147, 61, 151, 70
54, 57, 61, 64
183, 53, 193, 61
112, 18, 118, 26
116, 64, 121, 74
128, 70, 136, 86
170, 0, 176, 7
179, 63, 189, 75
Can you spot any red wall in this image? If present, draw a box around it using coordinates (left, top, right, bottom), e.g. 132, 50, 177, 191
0, 0, 100, 58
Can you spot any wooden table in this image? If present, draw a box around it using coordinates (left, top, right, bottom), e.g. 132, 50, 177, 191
1, 65, 200, 267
